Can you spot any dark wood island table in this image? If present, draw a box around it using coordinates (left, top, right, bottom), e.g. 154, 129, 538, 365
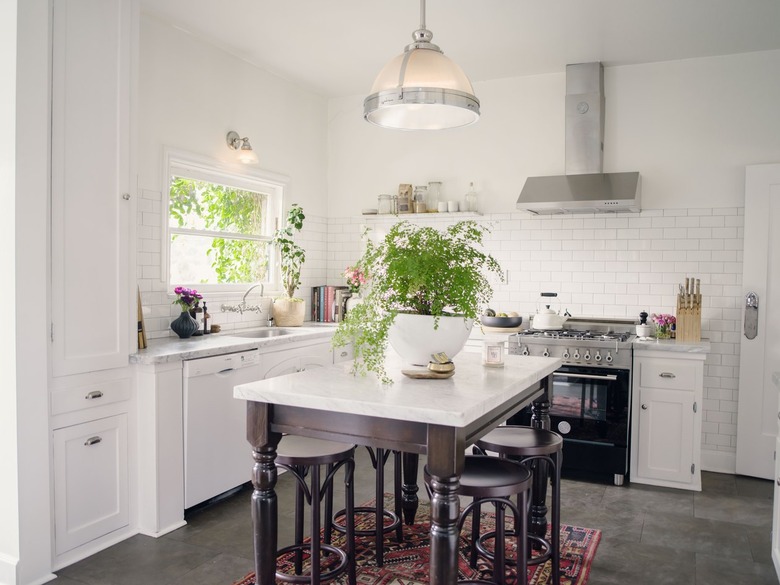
234, 351, 561, 585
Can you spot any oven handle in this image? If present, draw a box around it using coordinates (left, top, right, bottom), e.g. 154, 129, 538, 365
553, 372, 618, 382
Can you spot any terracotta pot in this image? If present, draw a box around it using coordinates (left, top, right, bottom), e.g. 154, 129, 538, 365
388, 313, 473, 366
273, 297, 305, 327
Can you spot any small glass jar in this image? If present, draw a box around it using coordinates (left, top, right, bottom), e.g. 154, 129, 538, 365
464, 182, 478, 213
427, 181, 442, 211
482, 339, 506, 368
378, 194, 393, 215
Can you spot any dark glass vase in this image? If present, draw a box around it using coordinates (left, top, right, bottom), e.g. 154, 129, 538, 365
171, 310, 199, 339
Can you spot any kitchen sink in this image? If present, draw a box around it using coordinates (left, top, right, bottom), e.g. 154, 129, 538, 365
231, 328, 294, 338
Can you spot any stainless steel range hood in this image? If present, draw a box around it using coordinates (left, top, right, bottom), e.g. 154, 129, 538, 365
517, 63, 641, 214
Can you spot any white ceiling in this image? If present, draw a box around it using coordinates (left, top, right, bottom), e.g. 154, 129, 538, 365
140, 0, 780, 98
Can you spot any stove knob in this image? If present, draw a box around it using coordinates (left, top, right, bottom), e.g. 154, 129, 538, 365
583, 350, 591, 361
562, 349, 570, 360
542, 348, 550, 357
521, 346, 530, 356
573, 350, 580, 360
594, 351, 602, 362
605, 351, 613, 363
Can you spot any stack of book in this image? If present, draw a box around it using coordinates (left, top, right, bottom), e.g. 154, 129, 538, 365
311, 285, 351, 323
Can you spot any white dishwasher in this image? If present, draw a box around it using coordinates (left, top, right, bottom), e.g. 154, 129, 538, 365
183, 349, 261, 509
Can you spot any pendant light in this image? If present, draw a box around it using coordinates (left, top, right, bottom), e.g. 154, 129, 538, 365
363, 0, 480, 130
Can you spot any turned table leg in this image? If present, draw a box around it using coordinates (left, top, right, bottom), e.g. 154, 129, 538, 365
401, 452, 420, 525
529, 374, 553, 545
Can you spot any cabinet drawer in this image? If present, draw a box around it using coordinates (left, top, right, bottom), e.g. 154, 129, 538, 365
51, 377, 131, 416
638, 358, 698, 390
333, 344, 354, 363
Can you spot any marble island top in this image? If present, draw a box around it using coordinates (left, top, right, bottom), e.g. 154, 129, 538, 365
234, 352, 562, 427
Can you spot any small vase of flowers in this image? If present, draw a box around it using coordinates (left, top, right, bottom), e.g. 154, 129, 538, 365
171, 286, 202, 338
651, 313, 676, 339
344, 265, 366, 296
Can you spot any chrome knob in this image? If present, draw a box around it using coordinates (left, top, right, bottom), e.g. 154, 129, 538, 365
606, 352, 613, 363
521, 346, 529, 356
573, 350, 580, 360
542, 348, 550, 357
562, 349, 570, 360
594, 351, 602, 362
641, 404, 648, 410
583, 350, 591, 361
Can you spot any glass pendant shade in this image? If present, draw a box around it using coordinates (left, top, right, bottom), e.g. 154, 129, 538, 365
363, 1, 480, 130
237, 144, 259, 165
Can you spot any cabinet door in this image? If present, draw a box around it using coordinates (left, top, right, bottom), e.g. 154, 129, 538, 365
636, 387, 695, 484
298, 342, 333, 371
53, 414, 129, 554
51, 0, 132, 376
260, 342, 332, 378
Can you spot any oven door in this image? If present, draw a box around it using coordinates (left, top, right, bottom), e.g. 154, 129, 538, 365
549, 365, 630, 447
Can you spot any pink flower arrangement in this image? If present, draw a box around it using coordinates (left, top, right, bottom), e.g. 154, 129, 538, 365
650, 313, 676, 327
344, 265, 367, 295
172, 286, 203, 311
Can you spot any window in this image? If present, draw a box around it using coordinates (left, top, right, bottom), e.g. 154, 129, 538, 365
164, 151, 285, 289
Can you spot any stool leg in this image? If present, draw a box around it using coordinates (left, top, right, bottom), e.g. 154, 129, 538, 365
375, 448, 385, 567
294, 465, 305, 575
494, 502, 506, 585
345, 459, 357, 585
324, 463, 334, 546
517, 489, 529, 585
310, 464, 322, 585
393, 451, 404, 543
469, 499, 481, 569
551, 451, 562, 585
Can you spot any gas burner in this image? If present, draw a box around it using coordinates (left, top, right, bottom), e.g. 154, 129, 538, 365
518, 329, 631, 342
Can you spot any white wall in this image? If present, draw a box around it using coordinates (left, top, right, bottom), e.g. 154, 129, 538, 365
328, 51, 780, 214
137, 13, 330, 337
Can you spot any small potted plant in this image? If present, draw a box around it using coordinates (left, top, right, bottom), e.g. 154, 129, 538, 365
271, 204, 306, 326
171, 286, 203, 338
332, 220, 503, 383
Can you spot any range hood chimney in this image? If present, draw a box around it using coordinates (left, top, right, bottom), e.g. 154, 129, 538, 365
517, 62, 641, 214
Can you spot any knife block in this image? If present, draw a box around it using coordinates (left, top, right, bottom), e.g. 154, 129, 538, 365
675, 294, 701, 342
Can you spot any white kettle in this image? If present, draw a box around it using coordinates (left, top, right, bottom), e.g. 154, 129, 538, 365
533, 293, 570, 330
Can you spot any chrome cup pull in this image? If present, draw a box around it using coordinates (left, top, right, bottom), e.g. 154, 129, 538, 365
85, 390, 104, 400
659, 372, 676, 379
84, 436, 102, 446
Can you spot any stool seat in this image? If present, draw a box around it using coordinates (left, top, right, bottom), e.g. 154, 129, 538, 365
276, 435, 356, 466
458, 456, 534, 497
477, 426, 563, 457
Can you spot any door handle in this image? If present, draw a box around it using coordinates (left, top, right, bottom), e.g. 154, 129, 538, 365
744, 292, 759, 340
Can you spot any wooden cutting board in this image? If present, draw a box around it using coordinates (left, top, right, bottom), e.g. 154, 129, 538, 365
401, 369, 455, 380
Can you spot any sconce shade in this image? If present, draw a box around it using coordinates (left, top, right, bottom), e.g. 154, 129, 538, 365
363, 0, 480, 130
226, 130, 259, 164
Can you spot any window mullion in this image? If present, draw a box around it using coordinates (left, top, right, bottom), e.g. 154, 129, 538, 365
169, 226, 271, 243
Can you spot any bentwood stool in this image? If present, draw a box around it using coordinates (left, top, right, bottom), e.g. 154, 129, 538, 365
333, 448, 403, 567
275, 435, 357, 585
474, 426, 563, 585
425, 456, 533, 585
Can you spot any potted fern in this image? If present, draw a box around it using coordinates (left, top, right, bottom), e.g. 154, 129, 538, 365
271, 203, 306, 326
332, 220, 503, 383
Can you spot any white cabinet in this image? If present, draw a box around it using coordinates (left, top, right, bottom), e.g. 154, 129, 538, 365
53, 414, 129, 555
50, 0, 135, 376
771, 372, 780, 578
630, 351, 706, 490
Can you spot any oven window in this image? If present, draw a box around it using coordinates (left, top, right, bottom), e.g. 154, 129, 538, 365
552, 379, 608, 421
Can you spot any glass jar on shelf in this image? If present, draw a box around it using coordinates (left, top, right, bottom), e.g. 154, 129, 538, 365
464, 182, 478, 213
377, 194, 394, 215
427, 181, 441, 212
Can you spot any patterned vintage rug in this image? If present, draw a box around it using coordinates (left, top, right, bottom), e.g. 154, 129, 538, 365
232, 496, 601, 585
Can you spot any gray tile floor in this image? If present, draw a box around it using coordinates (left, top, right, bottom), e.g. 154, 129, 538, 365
56, 449, 779, 585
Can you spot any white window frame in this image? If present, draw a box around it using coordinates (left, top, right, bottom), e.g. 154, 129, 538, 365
161, 148, 288, 294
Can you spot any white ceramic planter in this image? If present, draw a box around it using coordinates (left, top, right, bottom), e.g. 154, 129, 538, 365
388, 313, 473, 366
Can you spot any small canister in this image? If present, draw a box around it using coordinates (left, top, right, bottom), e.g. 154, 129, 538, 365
378, 194, 393, 215
482, 339, 505, 368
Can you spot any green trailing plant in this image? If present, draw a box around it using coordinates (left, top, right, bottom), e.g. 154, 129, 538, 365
272, 204, 306, 300
332, 220, 503, 383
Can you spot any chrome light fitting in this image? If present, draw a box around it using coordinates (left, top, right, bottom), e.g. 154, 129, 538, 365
363, 0, 480, 130
226, 130, 259, 164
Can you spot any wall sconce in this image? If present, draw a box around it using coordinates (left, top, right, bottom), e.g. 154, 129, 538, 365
226, 130, 259, 164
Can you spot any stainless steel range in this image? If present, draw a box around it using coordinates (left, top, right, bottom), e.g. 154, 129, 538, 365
508, 318, 636, 485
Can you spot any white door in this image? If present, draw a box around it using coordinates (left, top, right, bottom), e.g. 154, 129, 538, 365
736, 164, 780, 479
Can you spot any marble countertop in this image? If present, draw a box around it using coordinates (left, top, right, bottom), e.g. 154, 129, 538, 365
234, 352, 562, 427
130, 325, 337, 365
633, 338, 711, 354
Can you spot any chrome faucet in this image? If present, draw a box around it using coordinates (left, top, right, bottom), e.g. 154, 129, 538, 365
221, 283, 264, 315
